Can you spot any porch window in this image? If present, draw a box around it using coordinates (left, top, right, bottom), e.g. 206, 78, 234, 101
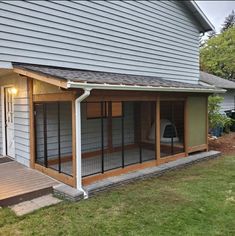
111, 102, 122, 117
86, 102, 122, 119
86, 102, 106, 119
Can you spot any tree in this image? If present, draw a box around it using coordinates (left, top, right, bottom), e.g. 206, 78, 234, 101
221, 10, 235, 33
200, 27, 235, 80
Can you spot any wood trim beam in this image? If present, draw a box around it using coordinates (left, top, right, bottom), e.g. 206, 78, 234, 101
158, 152, 186, 165
34, 164, 75, 187
33, 92, 76, 102
188, 144, 207, 153
86, 90, 188, 102
13, 67, 68, 89
156, 97, 161, 164
28, 78, 35, 168
47, 156, 72, 165
86, 95, 187, 102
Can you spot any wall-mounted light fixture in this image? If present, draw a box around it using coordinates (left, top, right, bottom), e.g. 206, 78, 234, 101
8, 87, 18, 95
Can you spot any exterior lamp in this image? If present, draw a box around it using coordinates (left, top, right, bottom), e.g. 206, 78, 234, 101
9, 87, 18, 95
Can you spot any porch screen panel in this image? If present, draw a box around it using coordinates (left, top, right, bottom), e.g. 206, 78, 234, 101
104, 102, 122, 171
81, 102, 103, 177
34, 102, 73, 177
124, 102, 140, 166
140, 102, 156, 162
35, 104, 45, 166
46, 103, 59, 172
160, 101, 185, 157
59, 102, 73, 175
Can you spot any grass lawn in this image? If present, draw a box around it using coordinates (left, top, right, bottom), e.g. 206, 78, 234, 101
0, 156, 235, 236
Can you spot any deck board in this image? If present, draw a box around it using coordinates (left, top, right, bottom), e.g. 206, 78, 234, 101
0, 161, 59, 206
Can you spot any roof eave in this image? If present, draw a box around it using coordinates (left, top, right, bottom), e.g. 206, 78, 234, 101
67, 81, 226, 94
184, 1, 214, 33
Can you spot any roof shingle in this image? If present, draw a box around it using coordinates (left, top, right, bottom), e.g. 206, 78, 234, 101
200, 71, 235, 89
14, 63, 213, 90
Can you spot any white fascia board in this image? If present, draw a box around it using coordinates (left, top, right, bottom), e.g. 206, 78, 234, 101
187, 1, 215, 32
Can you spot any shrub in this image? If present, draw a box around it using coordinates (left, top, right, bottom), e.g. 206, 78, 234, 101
208, 95, 232, 132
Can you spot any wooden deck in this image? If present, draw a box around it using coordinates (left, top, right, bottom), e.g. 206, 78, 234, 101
0, 161, 59, 206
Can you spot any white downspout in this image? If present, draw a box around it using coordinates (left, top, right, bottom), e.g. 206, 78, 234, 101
75, 88, 92, 199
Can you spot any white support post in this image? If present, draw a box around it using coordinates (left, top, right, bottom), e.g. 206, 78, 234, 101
75, 101, 82, 190
75, 89, 91, 198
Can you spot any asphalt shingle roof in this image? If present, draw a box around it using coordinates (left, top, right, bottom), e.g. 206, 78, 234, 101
14, 63, 213, 90
200, 71, 235, 89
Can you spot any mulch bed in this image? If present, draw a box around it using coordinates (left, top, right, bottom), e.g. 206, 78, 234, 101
209, 132, 235, 155
0, 157, 13, 164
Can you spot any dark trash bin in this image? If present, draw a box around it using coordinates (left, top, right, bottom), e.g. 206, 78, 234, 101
211, 125, 223, 137
225, 109, 235, 132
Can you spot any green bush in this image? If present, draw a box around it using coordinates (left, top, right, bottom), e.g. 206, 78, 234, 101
208, 95, 232, 132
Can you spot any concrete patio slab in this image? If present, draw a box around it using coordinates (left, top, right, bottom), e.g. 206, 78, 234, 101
10, 194, 62, 216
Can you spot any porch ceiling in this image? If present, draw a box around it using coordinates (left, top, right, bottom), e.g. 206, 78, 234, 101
13, 63, 225, 93
0, 68, 13, 78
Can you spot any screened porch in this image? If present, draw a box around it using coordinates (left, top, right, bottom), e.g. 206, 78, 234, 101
33, 98, 185, 181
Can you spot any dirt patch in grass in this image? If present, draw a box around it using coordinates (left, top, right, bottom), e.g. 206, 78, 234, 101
159, 187, 191, 205
209, 132, 235, 155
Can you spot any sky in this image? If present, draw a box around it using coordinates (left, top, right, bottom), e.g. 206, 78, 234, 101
196, 1, 235, 32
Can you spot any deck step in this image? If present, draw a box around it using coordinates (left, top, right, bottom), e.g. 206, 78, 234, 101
0, 187, 53, 207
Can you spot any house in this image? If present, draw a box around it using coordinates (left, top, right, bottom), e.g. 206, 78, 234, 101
200, 71, 235, 112
0, 1, 223, 194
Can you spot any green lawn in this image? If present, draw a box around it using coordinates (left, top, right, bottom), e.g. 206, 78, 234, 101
0, 156, 235, 236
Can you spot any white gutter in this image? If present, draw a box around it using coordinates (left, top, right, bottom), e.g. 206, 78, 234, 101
67, 81, 226, 94
75, 88, 92, 199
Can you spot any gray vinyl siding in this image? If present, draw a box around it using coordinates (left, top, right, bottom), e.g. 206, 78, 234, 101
0, 1, 201, 83
0, 99, 2, 155
220, 90, 235, 112
14, 97, 30, 166
0, 74, 30, 166
81, 102, 135, 153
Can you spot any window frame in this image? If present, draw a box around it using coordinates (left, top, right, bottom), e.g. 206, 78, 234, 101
86, 101, 123, 119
